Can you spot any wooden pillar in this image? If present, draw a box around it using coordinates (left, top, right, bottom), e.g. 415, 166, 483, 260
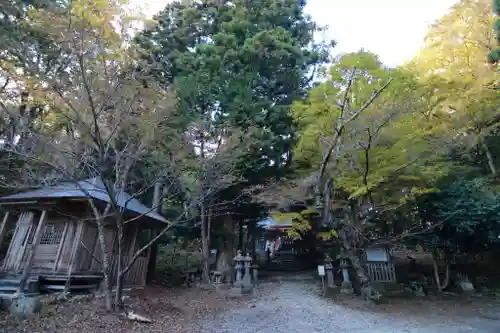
152, 182, 162, 213
2, 212, 33, 272
128, 227, 138, 262
0, 212, 10, 251
64, 221, 84, 292
17, 210, 47, 293
146, 228, 158, 285
124, 226, 139, 285
53, 222, 69, 272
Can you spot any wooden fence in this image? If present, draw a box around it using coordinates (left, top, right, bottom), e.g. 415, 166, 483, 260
365, 262, 396, 282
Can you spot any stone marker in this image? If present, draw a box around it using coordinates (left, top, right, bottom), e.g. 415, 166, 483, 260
458, 280, 475, 294
457, 273, 475, 294
9, 294, 42, 319
339, 259, 353, 294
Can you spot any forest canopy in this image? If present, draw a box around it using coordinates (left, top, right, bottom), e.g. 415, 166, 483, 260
0, 0, 499, 306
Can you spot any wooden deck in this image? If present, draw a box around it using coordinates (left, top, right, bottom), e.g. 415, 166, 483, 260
0, 271, 103, 295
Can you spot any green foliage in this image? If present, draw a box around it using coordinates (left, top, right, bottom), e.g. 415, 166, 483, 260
292, 51, 451, 208
0, 0, 70, 77
409, 0, 498, 130
156, 238, 203, 286
2, 0, 500, 270
137, 0, 332, 183
412, 178, 500, 255
488, 0, 500, 63
287, 2, 498, 255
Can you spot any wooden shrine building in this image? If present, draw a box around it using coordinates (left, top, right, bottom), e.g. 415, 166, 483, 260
0, 177, 167, 292
363, 242, 396, 283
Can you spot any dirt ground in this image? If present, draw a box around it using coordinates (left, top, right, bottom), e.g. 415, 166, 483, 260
0, 286, 250, 333
332, 292, 500, 321
2, 278, 500, 333
199, 279, 500, 333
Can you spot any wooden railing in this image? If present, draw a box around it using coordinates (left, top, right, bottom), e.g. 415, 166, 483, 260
365, 262, 396, 282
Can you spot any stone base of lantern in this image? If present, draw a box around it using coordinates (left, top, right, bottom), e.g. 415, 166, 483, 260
229, 283, 253, 297
242, 282, 253, 294
325, 285, 339, 297
340, 281, 353, 294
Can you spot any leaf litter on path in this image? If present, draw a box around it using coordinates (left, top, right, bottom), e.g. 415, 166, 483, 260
0, 285, 251, 333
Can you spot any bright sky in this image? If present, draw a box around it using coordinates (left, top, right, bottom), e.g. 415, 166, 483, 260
130, 0, 459, 67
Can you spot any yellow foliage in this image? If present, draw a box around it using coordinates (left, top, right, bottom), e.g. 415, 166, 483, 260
316, 229, 338, 240
300, 206, 320, 216
270, 211, 312, 240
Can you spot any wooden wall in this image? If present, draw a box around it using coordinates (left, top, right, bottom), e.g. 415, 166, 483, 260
89, 223, 149, 286
2, 212, 34, 272
1, 210, 151, 287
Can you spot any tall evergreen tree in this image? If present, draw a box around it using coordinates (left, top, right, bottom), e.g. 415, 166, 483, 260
137, 0, 332, 183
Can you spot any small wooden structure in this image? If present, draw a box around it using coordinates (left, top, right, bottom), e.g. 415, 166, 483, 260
363, 243, 396, 283
255, 217, 311, 271
0, 177, 167, 290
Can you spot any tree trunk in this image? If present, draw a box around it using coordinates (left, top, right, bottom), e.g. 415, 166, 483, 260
250, 222, 256, 257
114, 215, 125, 310
482, 140, 497, 176
338, 229, 370, 286
216, 215, 234, 282
115, 269, 125, 309
146, 182, 163, 285
432, 250, 450, 293
200, 203, 210, 284
215, 250, 232, 282
97, 221, 112, 311
152, 182, 162, 212
90, 200, 113, 311
238, 221, 243, 251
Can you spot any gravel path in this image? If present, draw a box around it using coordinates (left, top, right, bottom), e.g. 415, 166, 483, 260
198, 278, 500, 333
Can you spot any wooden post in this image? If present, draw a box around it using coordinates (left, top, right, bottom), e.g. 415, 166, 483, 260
64, 221, 84, 292
128, 227, 138, 262
10, 212, 34, 272
17, 210, 47, 293
146, 182, 162, 285
152, 182, 162, 213
124, 226, 139, 285
53, 222, 69, 272
0, 212, 10, 251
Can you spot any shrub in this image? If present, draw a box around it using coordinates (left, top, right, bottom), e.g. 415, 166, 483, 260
156, 238, 203, 286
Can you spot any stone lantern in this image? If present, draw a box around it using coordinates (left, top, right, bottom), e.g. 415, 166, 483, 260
231, 250, 253, 296
339, 258, 353, 294
233, 250, 244, 287
324, 254, 335, 288
241, 253, 253, 292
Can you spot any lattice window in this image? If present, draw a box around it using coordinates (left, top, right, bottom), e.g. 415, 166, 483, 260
39, 223, 65, 245
27, 222, 65, 245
